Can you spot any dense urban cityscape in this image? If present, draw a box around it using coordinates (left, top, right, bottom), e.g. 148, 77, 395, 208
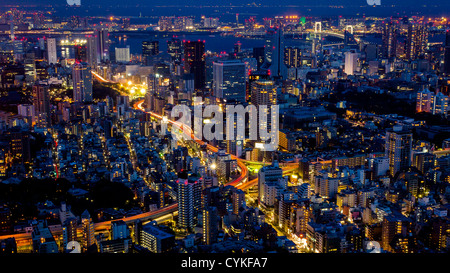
0, 1, 449, 257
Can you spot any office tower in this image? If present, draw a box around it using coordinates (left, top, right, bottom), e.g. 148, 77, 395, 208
115, 47, 130, 63
258, 161, 283, 206
250, 79, 277, 140
31, 221, 58, 253
284, 46, 302, 68
62, 218, 78, 249
177, 175, 202, 231
243, 58, 258, 81
142, 40, 159, 66
24, 53, 36, 83
385, 126, 413, 177
167, 38, 182, 63
46, 37, 57, 64
75, 44, 87, 62
183, 40, 206, 90
111, 220, 130, 240
246, 70, 270, 102
444, 29, 450, 75
81, 210, 96, 251
253, 47, 265, 70
202, 206, 219, 245
94, 29, 110, 62
382, 21, 398, 59
32, 84, 50, 126
140, 223, 175, 253
213, 60, 246, 103
232, 189, 245, 214
382, 214, 411, 253
344, 50, 359, 75
406, 22, 428, 61
72, 62, 93, 103
86, 35, 98, 67
268, 28, 288, 79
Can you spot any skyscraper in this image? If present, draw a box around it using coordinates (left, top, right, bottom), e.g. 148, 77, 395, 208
115, 47, 130, 63
86, 35, 98, 67
177, 175, 202, 231
213, 60, 246, 103
382, 21, 398, 59
142, 40, 159, 66
258, 161, 284, 207
167, 38, 182, 63
253, 47, 265, 70
382, 214, 411, 253
250, 80, 277, 143
94, 29, 110, 62
344, 50, 359, 75
267, 28, 288, 79
72, 62, 93, 103
184, 40, 206, 90
202, 206, 219, 245
385, 126, 413, 177
46, 38, 57, 64
62, 218, 78, 249
32, 84, 50, 126
81, 210, 96, 251
406, 22, 428, 61
284, 46, 302, 68
75, 44, 87, 62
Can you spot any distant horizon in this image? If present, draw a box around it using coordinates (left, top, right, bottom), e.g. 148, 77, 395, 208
1, 1, 450, 18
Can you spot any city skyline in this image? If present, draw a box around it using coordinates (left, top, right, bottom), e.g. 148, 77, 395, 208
0, 0, 449, 260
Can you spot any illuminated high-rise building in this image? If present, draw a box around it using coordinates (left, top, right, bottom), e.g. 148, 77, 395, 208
267, 28, 288, 79
183, 40, 206, 90
177, 174, 202, 231
32, 84, 50, 126
385, 126, 412, 177
142, 40, 159, 66
416, 89, 433, 113
213, 60, 246, 103
344, 50, 359, 75
246, 70, 270, 102
406, 22, 428, 61
167, 38, 182, 63
72, 62, 93, 103
46, 38, 57, 64
258, 161, 283, 206
381, 214, 411, 253
284, 46, 302, 68
81, 210, 96, 252
75, 44, 87, 62
86, 35, 98, 67
94, 29, 110, 62
382, 21, 398, 59
250, 79, 277, 138
202, 206, 219, 245
62, 218, 78, 249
